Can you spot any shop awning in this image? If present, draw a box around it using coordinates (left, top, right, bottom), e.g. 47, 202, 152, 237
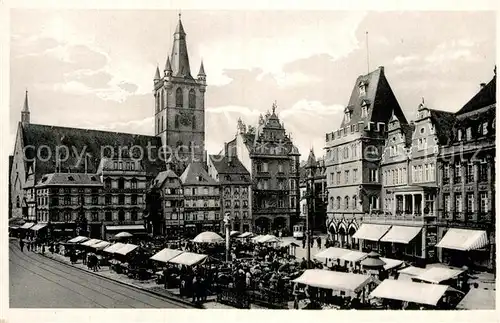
293, 269, 372, 293
114, 243, 138, 256
380, 257, 404, 271
370, 279, 460, 306
257, 234, 281, 244
67, 236, 90, 243
380, 226, 422, 244
103, 242, 126, 253
81, 239, 102, 247
168, 252, 208, 266
92, 241, 112, 250
456, 288, 496, 310
106, 225, 146, 231
339, 250, 368, 263
150, 248, 184, 263
352, 224, 391, 241
436, 228, 489, 251
238, 232, 255, 239
398, 266, 427, 279
414, 267, 465, 284
20, 222, 35, 229
314, 247, 350, 260
30, 223, 48, 231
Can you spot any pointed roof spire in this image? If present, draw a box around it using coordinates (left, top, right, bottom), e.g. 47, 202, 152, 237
22, 90, 29, 112
170, 14, 191, 78
164, 56, 172, 72
198, 60, 206, 76
154, 66, 161, 80
176, 12, 185, 35
305, 148, 317, 169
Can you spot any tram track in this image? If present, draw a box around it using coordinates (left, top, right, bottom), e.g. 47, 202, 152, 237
9, 242, 191, 308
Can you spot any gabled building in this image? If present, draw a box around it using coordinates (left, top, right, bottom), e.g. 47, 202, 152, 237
226, 103, 301, 234
324, 66, 408, 248
180, 162, 221, 236
436, 70, 496, 271
152, 165, 184, 239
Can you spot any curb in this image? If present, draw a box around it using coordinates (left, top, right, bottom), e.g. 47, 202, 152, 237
39, 252, 204, 309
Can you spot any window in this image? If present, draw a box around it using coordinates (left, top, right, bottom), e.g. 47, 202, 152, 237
336, 197, 341, 209
243, 200, 248, 208
420, 127, 425, 134
352, 195, 357, 209
118, 178, 125, 189
175, 115, 179, 128
344, 146, 350, 159
466, 163, 474, 183
118, 194, 125, 205
131, 194, 137, 205
455, 193, 463, 213
454, 162, 462, 183
482, 122, 488, 135
64, 196, 71, 205
370, 196, 379, 210
425, 164, 429, 182
262, 162, 268, 172
369, 169, 378, 182
345, 112, 351, 123
353, 169, 358, 182
443, 164, 450, 184
188, 89, 196, 108
457, 129, 462, 141
429, 164, 435, 182
361, 105, 368, 118
278, 199, 284, 208
118, 210, 125, 222
466, 127, 472, 140
443, 194, 451, 216
192, 116, 196, 129
224, 187, 231, 196
92, 195, 99, 205
204, 187, 209, 195
344, 196, 349, 210
225, 200, 231, 208
336, 172, 341, 185
344, 170, 349, 184
479, 159, 488, 182
466, 193, 474, 214
176, 88, 183, 107
192, 188, 196, 195
480, 193, 488, 213
131, 178, 138, 189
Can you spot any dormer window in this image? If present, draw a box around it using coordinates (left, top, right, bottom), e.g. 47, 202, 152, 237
361, 100, 369, 118
345, 109, 351, 123
359, 81, 367, 96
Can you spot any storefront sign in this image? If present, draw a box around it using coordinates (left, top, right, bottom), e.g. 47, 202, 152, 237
426, 225, 437, 260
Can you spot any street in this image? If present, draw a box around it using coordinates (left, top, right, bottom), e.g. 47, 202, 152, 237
9, 240, 190, 308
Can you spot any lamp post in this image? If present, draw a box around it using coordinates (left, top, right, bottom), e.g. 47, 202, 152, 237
223, 212, 231, 262
304, 152, 317, 269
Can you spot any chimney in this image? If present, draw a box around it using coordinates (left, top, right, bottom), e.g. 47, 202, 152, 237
480, 83, 486, 89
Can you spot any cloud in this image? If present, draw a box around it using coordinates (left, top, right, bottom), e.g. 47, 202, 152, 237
117, 81, 139, 93
393, 55, 419, 65
206, 105, 261, 116
280, 100, 345, 118
425, 39, 481, 64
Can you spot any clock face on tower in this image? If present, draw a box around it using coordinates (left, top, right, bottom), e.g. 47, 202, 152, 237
179, 110, 193, 126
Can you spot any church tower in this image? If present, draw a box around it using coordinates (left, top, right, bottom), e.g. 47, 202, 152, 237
154, 14, 206, 174
21, 90, 30, 125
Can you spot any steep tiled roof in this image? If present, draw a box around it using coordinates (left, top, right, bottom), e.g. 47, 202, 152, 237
341, 66, 407, 128
456, 75, 496, 115
209, 155, 250, 185
21, 123, 164, 182
401, 123, 415, 147
429, 109, 456, 145
180, 162, 218, 186
305, 149, 318, 169
36, 173, 103, 187
153, 169, 180, 188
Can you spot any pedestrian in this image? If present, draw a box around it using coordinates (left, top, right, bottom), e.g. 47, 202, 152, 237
27, 241, 31, 252
293, 296, 299, 309
19, 239, 24, 252
191, 276, 198, 303
302, 238, 306, 249
317, 236, 322, 249
41, 244, 46, 254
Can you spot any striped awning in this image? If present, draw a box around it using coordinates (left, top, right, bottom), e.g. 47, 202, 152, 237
352, 224, 391, 241
436, 228, 488, 251
380, 226, 422, 244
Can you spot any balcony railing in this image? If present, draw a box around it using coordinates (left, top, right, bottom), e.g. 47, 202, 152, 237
363, 213, 425, 224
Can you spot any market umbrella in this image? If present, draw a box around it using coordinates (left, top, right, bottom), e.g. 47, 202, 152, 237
360, 251, 386, 269
230, 230, 241, 237
114, 232, 133, 239
192, 231, 224, 244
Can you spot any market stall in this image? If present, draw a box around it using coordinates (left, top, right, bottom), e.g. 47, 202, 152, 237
67, 236, 89, 244
456, 287, 495, 310
369, 279, 464, 309
192, 232, 224, 244
168, 252, 208, 267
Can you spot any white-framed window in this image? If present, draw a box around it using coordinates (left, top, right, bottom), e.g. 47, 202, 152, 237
455, 193, 463, 212
466, 193, 474, 213
344, 170, 349, 184
361, 105, 368, 118
353, 169, 358, 182
480, 192, 488, 213
482, 122, 488, 135
466, 127, 472, 141
369, 169, 378, 182
345, 112, 351, 123
457, 129, 462, 141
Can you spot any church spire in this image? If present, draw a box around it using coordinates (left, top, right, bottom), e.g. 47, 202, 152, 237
170, 14, 192, 78
154, 65, 161, 81
164, 56, 172, 76
21, 90, 30, 125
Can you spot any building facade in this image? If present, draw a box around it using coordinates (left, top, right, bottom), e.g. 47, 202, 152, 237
324, 66, 408, 248
153, 166, 184, 239
437, 72, 496, 271
153, 17, 206, 174
180, 162, 221, 237
227, 104, 301, 234
208, 152, 253, 232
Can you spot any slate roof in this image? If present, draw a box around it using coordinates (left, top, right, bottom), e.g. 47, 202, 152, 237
21, 123, 164, 182
180, 162, 218, 186
429, 109, 456, 145
153, 169, 180, 188
209, 155, 250, 185
456, 75, 496, 115
341, 66, 407, 128
36, 173, 103, 187
305, 149, 318, 169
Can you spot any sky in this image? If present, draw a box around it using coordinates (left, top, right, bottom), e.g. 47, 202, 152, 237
9, 10, 496, 160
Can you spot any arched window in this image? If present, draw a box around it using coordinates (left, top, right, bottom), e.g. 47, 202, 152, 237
329, 197, 334, 210
118, 210, 125, 222
352, 195, 357, 210
336, 196, 341, 209
118, 178, 125, 190
192, 115, 196, 129
176, 88, 183, 107
16, 196, 20, 208
345, 196, 350, 210
189, 89, 196, 109
175, 115, 179, 128
161, 116, 164, 132
131, 210, 138, 222
104, 178, 111, 189
155, 93, 160, 113
160, 90, 165, 110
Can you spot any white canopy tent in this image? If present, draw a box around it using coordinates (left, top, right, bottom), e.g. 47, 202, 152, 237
257, 234, 281, 244
379, 257, 404, 271
20, 222, 35, 229
413, 267, 465, 284
293, 269, 373, 293
67, 236, 89, 244
167, 252, 208, 266
456, 288, 496, 310
91, 241, 112, 250
150, 248, 184, 264
314, 247, 350, 261
238, 232, 255, 239
370, 279, 461, 306
114, 243, 138, 256
81, 239, 102, 247
339, 250, 368, 263
103, 242, 126, 254
192, 231, 224, 244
